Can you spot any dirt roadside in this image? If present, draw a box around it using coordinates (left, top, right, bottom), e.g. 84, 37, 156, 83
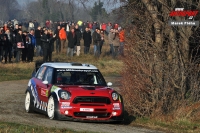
0, 78, 164, 133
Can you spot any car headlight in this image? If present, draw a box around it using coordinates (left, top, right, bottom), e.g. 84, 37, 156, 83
58, 90, 71, 100
112, 92, 119, 101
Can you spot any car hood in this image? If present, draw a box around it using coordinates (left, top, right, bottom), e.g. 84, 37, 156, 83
57, 85, 113, 97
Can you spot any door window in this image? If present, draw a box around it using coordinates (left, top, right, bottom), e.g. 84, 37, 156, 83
36, 66, 47, 80
43, 67, 53, 83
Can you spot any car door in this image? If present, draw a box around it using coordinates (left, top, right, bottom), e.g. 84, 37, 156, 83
33, 66, 48, 111
37, 67, 53, 103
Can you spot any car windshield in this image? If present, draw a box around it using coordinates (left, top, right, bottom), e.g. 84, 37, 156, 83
53, 69, 107, 86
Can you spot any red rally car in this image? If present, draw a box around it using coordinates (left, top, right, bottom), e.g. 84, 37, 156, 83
25, 62, 124, 122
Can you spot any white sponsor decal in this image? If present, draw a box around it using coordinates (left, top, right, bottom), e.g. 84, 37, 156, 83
80, 108, 94, 112
61, 102, 70, 105
57, 69, 98, 72
61, 106, 72, 109
113, 103, 120, 107
113, 107, 121, 110
61, 102, 71, 108
86, 116, 98, 118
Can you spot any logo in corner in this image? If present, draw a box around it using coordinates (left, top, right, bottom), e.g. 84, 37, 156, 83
168, 8, 199, 26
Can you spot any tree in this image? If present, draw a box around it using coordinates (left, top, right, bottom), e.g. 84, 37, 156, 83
120, 0, 200, 118
0, 0, 20, 21
90, 0, 108, 21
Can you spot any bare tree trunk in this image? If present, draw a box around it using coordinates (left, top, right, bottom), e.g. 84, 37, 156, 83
141, 0, 163, 108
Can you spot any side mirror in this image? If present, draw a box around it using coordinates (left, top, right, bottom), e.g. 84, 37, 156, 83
42, 81, 48, 85
107, 82, 113, 87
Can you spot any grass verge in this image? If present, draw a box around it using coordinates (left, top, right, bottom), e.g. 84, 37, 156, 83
0, 121, 97, 133
0, 52, 122, 82
128, 117, 200, 133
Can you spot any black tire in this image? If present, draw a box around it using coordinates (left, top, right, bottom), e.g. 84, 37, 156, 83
47, 95, 63, 120
25, 90, 34, 113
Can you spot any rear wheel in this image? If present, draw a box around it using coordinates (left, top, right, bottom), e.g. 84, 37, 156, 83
25, 91, 34, 113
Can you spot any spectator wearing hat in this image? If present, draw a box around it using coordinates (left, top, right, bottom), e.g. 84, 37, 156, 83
18, 24, 22, 30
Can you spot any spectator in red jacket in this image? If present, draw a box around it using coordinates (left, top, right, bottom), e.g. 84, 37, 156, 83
59, 26, 67, 52
101, 23, 107, 32
114, 23, 119, 30
119, 28, 125, 56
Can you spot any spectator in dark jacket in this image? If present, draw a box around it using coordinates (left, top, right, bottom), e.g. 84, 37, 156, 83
54, 25, 61, 54
2, 34, 9, 63
27, 29, 36, 62
75, 24, 82, 56
15, 29, 23, 62
94, 28, 101, 58
22, 31, 29, 62
41, 29, 56, 62
4, 28, 14, 63
83, 27, 91, 54
47, 30, 56, 61
67, 27, 76, 57
92, 27, 98, 55
0, 30, 4, 63
13, 24, 20, 58
41, 29, 49, 62
35, 26, 42, 57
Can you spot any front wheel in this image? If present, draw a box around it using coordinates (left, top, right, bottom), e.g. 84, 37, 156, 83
25, 91, 34, 113
47, 95, 62, 120
47, 96, 56, 119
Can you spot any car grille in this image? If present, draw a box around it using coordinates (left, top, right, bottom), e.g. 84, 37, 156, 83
74, 112, 111, 118
80, 104, 105, 106
73, 97, 111, 104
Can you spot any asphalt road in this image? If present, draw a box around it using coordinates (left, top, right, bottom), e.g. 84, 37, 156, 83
0, 79, 164, 133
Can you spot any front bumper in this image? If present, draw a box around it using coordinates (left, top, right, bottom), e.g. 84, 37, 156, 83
58, 102, 124, 121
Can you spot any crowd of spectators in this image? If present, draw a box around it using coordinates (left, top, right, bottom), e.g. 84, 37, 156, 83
0, 19, 125, 64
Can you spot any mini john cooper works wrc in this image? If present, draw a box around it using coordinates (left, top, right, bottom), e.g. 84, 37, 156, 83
25, 62, 124, 122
